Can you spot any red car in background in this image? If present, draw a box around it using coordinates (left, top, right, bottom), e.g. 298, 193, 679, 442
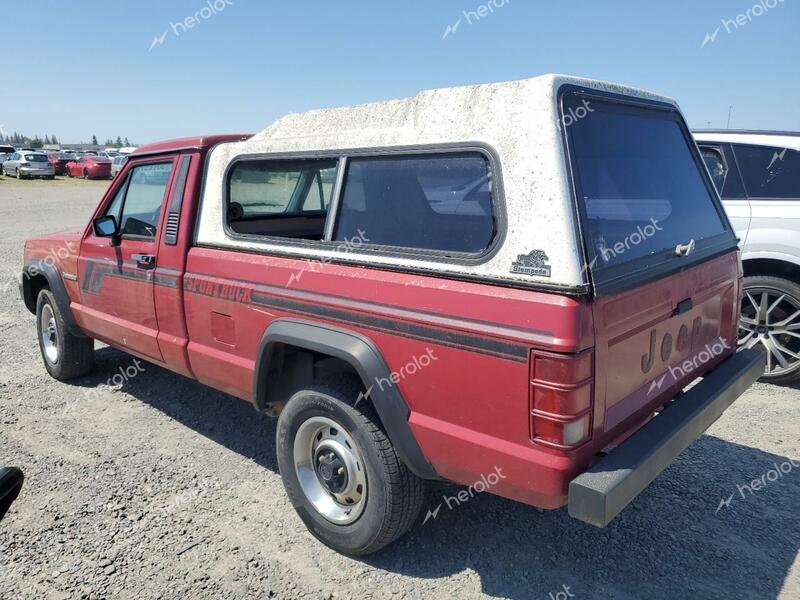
65, 156, 112, 179
46, 152, 71, 176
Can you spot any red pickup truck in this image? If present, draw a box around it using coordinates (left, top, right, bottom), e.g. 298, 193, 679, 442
20, 75, 765, 555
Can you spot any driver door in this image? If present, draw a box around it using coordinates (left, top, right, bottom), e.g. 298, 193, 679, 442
77, 159, 177, 361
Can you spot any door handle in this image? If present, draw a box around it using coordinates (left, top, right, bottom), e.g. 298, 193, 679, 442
132, 254, 156, 270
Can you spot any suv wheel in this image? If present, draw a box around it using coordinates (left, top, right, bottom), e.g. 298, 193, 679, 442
276, 378, 424, 555
36, 289, 94, 380
739, 275, 800, 383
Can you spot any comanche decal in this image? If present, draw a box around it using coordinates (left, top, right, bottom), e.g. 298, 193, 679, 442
184, 276, 252, 303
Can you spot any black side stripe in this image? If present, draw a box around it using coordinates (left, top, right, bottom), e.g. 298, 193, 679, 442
248, 291, 528, 362
81, 261, 530, 362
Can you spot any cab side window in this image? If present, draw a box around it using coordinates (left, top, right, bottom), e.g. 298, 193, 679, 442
103, 162, 174, 239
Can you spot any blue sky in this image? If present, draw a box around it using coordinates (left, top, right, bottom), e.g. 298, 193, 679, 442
4, 0, 799, 145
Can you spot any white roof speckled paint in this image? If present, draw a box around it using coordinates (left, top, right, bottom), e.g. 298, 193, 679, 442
196, 74, 680, 290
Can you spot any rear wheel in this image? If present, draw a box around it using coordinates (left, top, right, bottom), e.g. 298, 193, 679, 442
83, 169, 89, 179
276, 378, 424, 555
738, 275, 800, 383
36, 289, 94, 380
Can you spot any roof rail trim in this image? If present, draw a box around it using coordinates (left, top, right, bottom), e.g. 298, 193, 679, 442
131, 146, 201, 158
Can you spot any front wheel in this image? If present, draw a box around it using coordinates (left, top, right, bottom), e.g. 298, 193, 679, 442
36, 289, 94, 380
739, 275, 800, 383
276, 378, 424, 555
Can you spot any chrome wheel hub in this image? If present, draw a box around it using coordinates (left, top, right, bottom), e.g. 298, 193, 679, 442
40, 304, 59, 364
293, 416, 367, 524
739, 288, 800, 377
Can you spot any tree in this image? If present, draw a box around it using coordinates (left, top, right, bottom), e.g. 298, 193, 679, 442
92, 135, 98, 145
51, 135, 58, 145
115, 136, 122, 147
105, 138, 114, 146
124, 137, 130, 146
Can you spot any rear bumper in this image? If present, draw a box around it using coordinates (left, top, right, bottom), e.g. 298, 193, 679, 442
568, 348, 766, 527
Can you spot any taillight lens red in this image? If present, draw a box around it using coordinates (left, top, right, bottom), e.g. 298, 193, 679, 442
530, 349, 594, 449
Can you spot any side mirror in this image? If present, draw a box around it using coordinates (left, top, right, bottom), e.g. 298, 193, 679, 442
93, 215, 120, 245
0, 467, 24, 523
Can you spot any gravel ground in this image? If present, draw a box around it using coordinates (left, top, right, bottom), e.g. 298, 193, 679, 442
0, 179, 798, 600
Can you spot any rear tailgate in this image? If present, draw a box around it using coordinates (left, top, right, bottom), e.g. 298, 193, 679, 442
560, 87, 742, 439
594, 252, 740, 433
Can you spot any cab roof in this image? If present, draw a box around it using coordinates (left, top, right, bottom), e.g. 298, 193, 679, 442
133, 134, 252, 157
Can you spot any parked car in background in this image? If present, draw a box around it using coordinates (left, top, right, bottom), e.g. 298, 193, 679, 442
0, 153, 10, 165
110, 154, 127, 177
46, 152, 71, 175
0, 145, 14, 155
65, 155, 112, 179
2, 151, 55, 179
695, 130, 800, 382
19, 76, 764, 555
118, 146, 137, 155
99, 150, 121, 159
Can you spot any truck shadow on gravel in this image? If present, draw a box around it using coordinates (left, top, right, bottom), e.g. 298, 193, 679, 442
73, 348, 798, 600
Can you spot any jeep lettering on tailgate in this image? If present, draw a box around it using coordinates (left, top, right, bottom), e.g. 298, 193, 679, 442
641, 316, 703, 374
20, 75, 764, 555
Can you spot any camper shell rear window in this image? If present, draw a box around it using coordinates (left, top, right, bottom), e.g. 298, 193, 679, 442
560, 88, 737, 296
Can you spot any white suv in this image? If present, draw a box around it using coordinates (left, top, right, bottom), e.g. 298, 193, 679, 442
695, 130, 800, 383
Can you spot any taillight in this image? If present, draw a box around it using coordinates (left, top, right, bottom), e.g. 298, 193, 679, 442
529, 348, 594, 449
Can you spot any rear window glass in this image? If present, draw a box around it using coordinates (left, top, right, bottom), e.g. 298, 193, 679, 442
733, 145, 800, 199
333, 153, 495, 254
25, 154, 48, 162
564, 95, 727, 272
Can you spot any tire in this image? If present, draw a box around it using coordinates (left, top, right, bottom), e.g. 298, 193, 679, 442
83, 169, 89, 179
277, 377, 424, 555
739, 275, 800, 384
36, 289, 94, 381
16, 168, 21, 180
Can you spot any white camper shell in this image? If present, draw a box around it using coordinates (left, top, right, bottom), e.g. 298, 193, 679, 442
196, 74, 695, 292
